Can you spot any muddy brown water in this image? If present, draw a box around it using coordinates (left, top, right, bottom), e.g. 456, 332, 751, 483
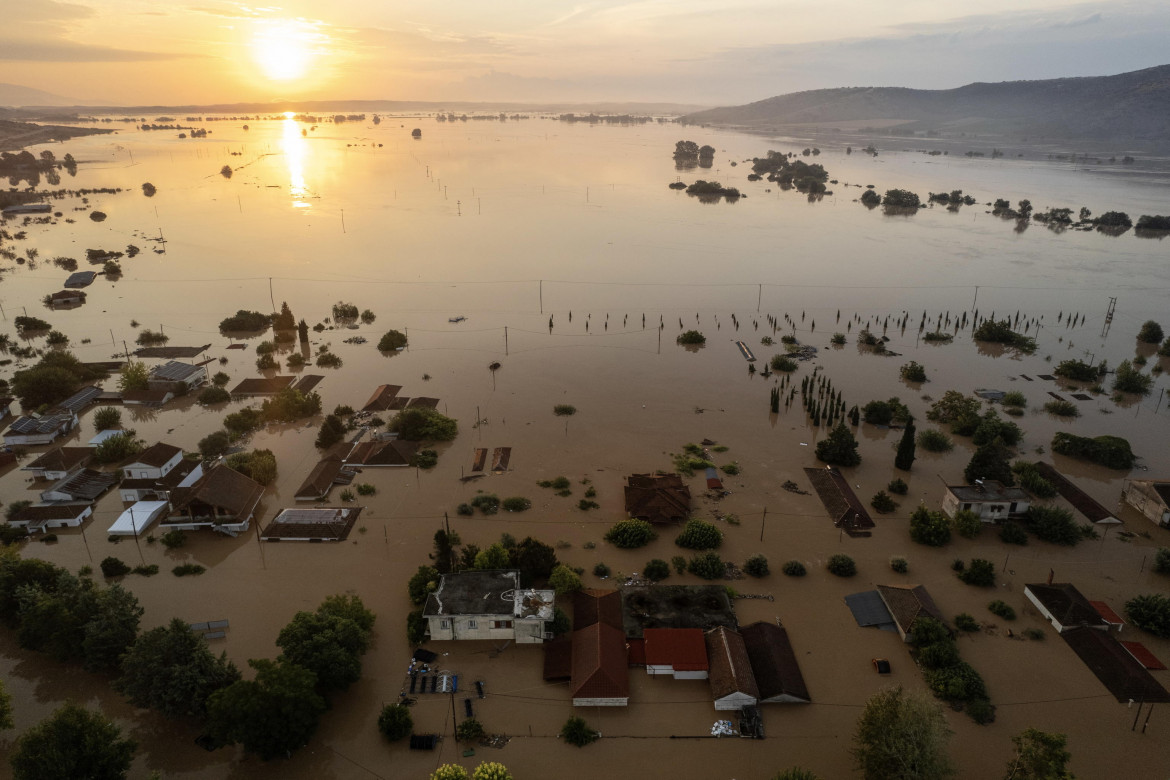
0, 117, 1168, 779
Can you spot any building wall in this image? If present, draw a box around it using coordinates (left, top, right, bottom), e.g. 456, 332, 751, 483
426, 615, 521, 642
674, 670, 709, 680
714, 692, 757, 711
943, 492, 1029, 522
1122, 483, 1170, 527
572, 697, 628, 707
647, 664, 674, 675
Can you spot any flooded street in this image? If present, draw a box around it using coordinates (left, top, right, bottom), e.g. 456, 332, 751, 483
1, 115, 1168, 779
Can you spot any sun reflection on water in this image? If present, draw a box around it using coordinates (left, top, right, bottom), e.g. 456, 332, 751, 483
280, 115, 310, 206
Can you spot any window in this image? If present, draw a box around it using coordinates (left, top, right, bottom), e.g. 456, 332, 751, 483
492, 620, 513, 630
439, 619, 450, 630
467, 619, 477, 629
961, 503, 972, 511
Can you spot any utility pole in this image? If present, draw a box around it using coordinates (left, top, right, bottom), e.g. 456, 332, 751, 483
504, 326, 508, 356
1101, 297, 1117, 338
759, 507, 767, 542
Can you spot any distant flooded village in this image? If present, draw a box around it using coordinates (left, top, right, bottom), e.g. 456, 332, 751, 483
0, 101, 1168, 780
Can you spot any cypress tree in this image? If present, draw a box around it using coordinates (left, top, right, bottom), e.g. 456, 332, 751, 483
894, 418, 917, 471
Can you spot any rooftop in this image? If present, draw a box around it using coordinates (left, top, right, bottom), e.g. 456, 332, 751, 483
23, 446, 92, 474
361, 384, 403, 412
346, 439, 418, 467
294, 455, 346, 499
947, 480, 1031, 503
644, 628, 708, 671
127, 442, 183, 468
1026, 583, 1109, 629
169, 462, 264, 517
262, 506, 361, 541
1061, 627, 1170, 703
573, 589, 623, 630
11, 503, 91, 523
877, 584, 946, 636
229, 376, 296, 396
42, 468, 117, 501
151, 361, 204, 381
60, 385, 103, 413
1032, 463, 1118, 523
6, 412, 75, 436
571, 622, 629, 700
624, 473, 691, 524
740, 621, 811, 703
423, 570, 522, 617
706, 626, 759, 700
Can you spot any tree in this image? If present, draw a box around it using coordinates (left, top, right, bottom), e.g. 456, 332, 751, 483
549, 564, 583, 595
1027, 506, 1081, 546
744, 554, 769, 577
315, 414, 347, 449
408, 565, 440, 605
816, 422, 861, 466
674, 519, 723, 550
561, 715, 600, 746
276, 597, 375, 693
1154, 548, 1170, 575
473, 763, 513, 780
118, 361, 150, 393
1112, 360, 1152, 395
953, 510, 982, 539
604, 519, 656, 549
456, 717, 485, 741
1137, 321, 1164, 344
91, 431, 145, 465
511, 537, 558, 585
261, 388, 322, 422
827, 554, 856, 577
687, 552, 726, 579
274, 301, 296, 331
895, 418, 917, 471
389, 407, 458, 441
93, 407, 121, 430
10, 703, 136, 780
11, 351, 106, 408
473, 543, 511, 570
958, 559, 996, 587
377, 704, 412, 741
910, 506, 951, 546
965, 439, 1015, 486
852, 687, 955, 780
1051, 432, 1135, 469
199, 430, 231, 458
225, 449, 278, 485
1125, 594, 1170, 638
644, 558, 671, 581
206, 658, 326, 760
377, 330, 407, 351
1005, 728, 1075, 779
431, 767, 470, 780
116, 617, 240, 719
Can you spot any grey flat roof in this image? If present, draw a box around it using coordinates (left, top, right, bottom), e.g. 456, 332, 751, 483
423, 570, 520, 617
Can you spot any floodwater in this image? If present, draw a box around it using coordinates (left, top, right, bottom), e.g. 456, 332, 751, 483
0, 115, 1168, 779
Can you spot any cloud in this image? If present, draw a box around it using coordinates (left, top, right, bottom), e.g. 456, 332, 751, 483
5, 0, 93, 24
0, 38, 200, 62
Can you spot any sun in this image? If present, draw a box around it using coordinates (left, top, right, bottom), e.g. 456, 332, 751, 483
252, 19, 318, 82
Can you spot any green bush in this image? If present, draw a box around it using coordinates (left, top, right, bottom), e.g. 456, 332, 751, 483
1051, 432, 1135, 469
1043, 400, 1079, 417
1113, 360, 1153, 395
721, 462, 740, 475
390, 407, 458, 441
1001, 391, 1027, 408
954, 613, 980, 632
100, 557, 131, 578
1027, 506, 1081, 546
1022, 628, 1046, 641
410, 449, 438, 469
826, 554, 856, 577
578, 499, 600, 511
160, 529, 187, 549
1054, 359, 1101, 381
953, 510, 982, 539
553, 404, 577, 416
743, 555, 769, 577
999, 522, 1028, 545
887, 478, 908, 495
93, 406, 121, 430
677, 330, 706, 345
815, 422, 861, 466
917, 429, 953, 452
1137, 320, 1164, 344
377, 330, 407, 351
378, 704, 412, 741
770, 355, 798, 372
782, 560, 806, 577
560, 716, 600, 747
356, 483, 376, 496
456, 503, 474, 516
198, 386, 231, 405
966, 698, 996, 725
687, 552, 726, 580
924, 661, 987, 702
988, 600, 1016, 620
644, 559, 670, 581
1125, 594, 1170, 638
604, 519, 656, 549
972, 320, 1036, 352
1154, 548, 1170, 575
910, 506, 951, 546
871, 491, 896, 514
958, 559, 996, 587
900, 361, 927, 382
173, 564, 206, 577
889, 557, 908, 574
1013, 462, 1057, 499
674, 519, 723, 550
456, 718, 485, 742
671, 556, 688, 575
592, 563, 611, 578
502, 497, 532, 512
471, 494, 500, 515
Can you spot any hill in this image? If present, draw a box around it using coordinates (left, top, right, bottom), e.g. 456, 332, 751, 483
682, 65, 1170, 140
0, 83, 90, 108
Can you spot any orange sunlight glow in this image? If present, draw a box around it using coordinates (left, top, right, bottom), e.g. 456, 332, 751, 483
251, 19, 324, 82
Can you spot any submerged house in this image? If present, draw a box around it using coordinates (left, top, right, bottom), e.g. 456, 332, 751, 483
1025, 583, 1110, 634
293, 455, 353, 501
40, 468, 117, 503
22, 446, 92, 481
165, 463, 264, 536
423, 570, 554, 644
624, 473, 691, 524
571, 622, 630, 707
345, 438, 419, 467
8, 503, 92, 533
361, 384, 404, 413
877, 584, 947, 642
706, 626, 759, 710
740, 622, 811, 704
941, 481, 1030, 522
148, 361, 208, 392
4, 410, 78, 447
118, 443, 202, 502
643, 628, 709, 679
1121, 480, 1170, 528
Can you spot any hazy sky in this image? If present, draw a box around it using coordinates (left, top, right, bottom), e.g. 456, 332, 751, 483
3, 0, 1169, 106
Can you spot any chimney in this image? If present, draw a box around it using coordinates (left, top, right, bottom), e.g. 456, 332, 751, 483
1046, 569, 1054, 585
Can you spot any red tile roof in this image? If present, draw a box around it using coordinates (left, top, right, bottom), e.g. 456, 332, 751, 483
571, 622, 629, 701
573, 589, 622, 630
644, 628, 708, 671
624, 473, 691, 524
706, 626, 759, 702
1089, 600, 1125, 627
1120, 641, 1166, 671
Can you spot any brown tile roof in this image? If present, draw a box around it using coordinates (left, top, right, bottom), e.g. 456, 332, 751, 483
705, 626, 759, 702
624, 473, 691, 524
12, 503, 91, 522
740, 622, 810, 703
170, 463, 263, 518
1061, 627, 1170, 703
346, 439, 418, 467
129, 442, 182, 468
1026, 583, 1109, 629
876, 584, 945, 636
361, 384, 403, 412
24, 446, 92, 473
295, 455, 345, 499
229, 376, 295, 396
573, 589, 623, 630
571, 622, 629, 701
644, 628, 708, 671
1033, 462, 1118, 523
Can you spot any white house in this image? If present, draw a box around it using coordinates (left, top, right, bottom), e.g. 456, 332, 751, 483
3, 410, 78, 447
119, 443, 201, 502
941, 481, 1031, 522
9, 503, 92, 533
706, 626, 759, 711
423, 570, 554, 644
1025, 583, 1110, 633
149, 361, 208, 392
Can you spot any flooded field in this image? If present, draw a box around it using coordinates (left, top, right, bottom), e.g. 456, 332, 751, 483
1, 115, 1168, 779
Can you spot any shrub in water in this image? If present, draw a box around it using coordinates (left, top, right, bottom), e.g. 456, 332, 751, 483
782, 560, 807, 577
827, 554, 856, 577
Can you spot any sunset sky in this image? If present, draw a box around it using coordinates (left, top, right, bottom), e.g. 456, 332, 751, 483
3, 0, 1169, 106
